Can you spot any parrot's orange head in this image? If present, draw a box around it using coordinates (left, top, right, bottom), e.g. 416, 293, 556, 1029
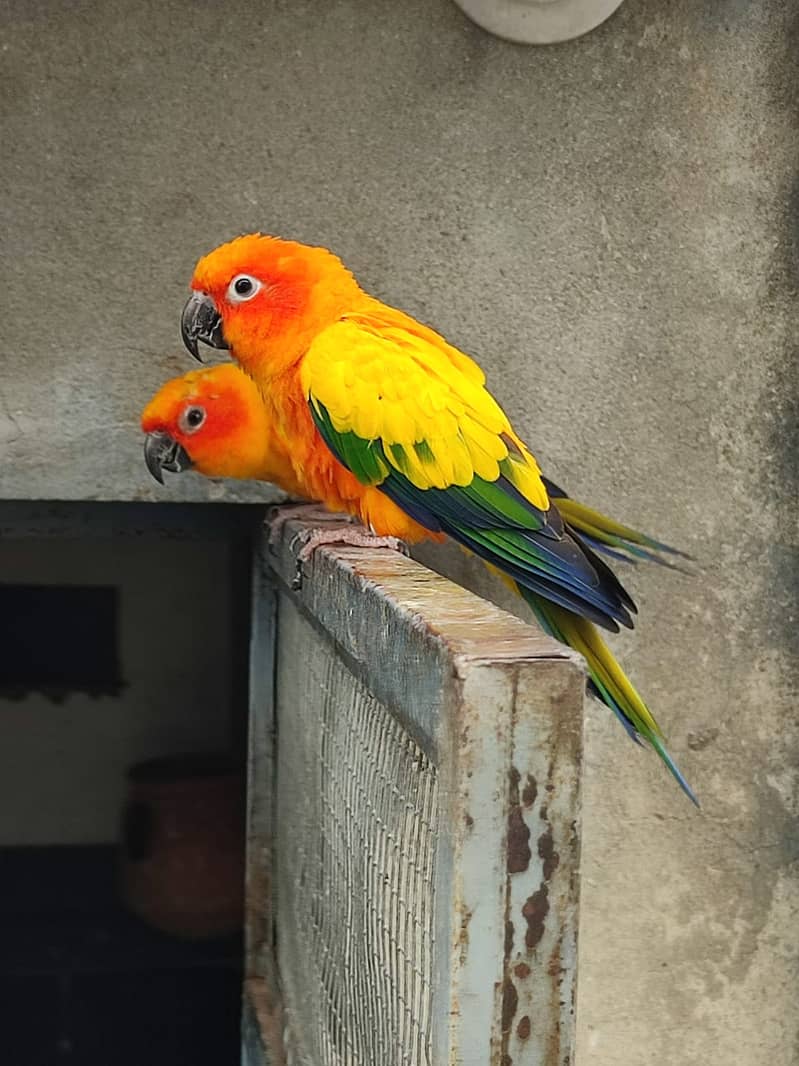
181, 234, 361, 378
141, 364, 271, 483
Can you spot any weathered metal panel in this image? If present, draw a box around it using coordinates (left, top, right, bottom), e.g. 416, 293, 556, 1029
244, 511, 585, 1066
436, 662, 517, 1065
495, 660, 583, 1066
245, 537, 280, 981
274, 598, 440, 1066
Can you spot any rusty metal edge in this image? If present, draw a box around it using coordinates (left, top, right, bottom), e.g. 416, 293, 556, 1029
242, 977, 287, 1066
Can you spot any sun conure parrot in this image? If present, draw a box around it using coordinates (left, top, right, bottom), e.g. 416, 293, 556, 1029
177, 234, 696, 804
142, 362, 671, 577
140, 364, 305, 495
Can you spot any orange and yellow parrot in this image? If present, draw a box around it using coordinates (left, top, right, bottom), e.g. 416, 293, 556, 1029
176, 235, 696, 803
141, 364, 305, 495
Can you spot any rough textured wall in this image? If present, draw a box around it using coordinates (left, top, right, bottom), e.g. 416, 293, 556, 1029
1, 1, 797, 1062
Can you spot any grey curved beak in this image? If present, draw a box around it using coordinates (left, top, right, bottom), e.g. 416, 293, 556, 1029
180, 291, 227, 361
144, 431, 193, 484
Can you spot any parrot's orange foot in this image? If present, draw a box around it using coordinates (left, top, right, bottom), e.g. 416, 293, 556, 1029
266, 502, 352, 546
290, 525, 410, 590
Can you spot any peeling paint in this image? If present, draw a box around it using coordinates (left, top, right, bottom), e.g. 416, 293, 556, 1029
458, 904, 473, 960
507, 766, 532, 874
538, 825, 560, 882
501, 977, 519, 1035
547, 936, 563, 980
523, 886, 550, 951
522, 774, 538, 808
505, 918, 515, 958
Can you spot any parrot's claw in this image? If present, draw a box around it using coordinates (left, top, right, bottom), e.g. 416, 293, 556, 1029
289, 525, 410, 590
266, 503, 352, 547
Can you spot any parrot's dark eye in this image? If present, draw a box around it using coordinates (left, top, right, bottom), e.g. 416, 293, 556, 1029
227, 274, 262, 304
179, 406, 206, 434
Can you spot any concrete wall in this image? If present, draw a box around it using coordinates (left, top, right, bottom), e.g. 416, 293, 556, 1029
1, 0, 796, 1062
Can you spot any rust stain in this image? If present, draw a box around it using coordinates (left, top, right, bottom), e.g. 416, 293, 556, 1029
546, 1020, 562, 1066
521, 773, 537, 808
458, 905, 472, 964
501, 1057, 512, 1066
545, 936, 567, 1066
507, 767, 532, 874
507, 807, 531, 874
538, 825, 560, 882
514, 962, 531, 979
244, 860, 273, 973
505, 918, 515, 958
459, 906, 472, 939
245, 977, 288, 1066
501, 976, 519, 1034
547, 935, 562, 979
522, 886, 550, 951
517, 1015, 531, 1041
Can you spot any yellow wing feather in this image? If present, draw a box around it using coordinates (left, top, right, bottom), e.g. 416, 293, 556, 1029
301, 306, 549, 510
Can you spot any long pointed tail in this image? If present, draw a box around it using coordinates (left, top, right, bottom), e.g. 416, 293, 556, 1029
477, 484, 697, 803
519, 589, 698, 806
543, 478, 694, 572
496, 481, 697, 804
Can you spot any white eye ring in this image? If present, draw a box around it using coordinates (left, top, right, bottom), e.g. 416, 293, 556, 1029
227, 274, 262, 303
179, 405, 206, 434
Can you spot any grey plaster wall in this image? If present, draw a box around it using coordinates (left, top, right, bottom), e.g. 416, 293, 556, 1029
1, 1, 797, 1063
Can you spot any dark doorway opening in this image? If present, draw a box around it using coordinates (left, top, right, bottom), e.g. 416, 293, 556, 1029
0, 502, 265, 1066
